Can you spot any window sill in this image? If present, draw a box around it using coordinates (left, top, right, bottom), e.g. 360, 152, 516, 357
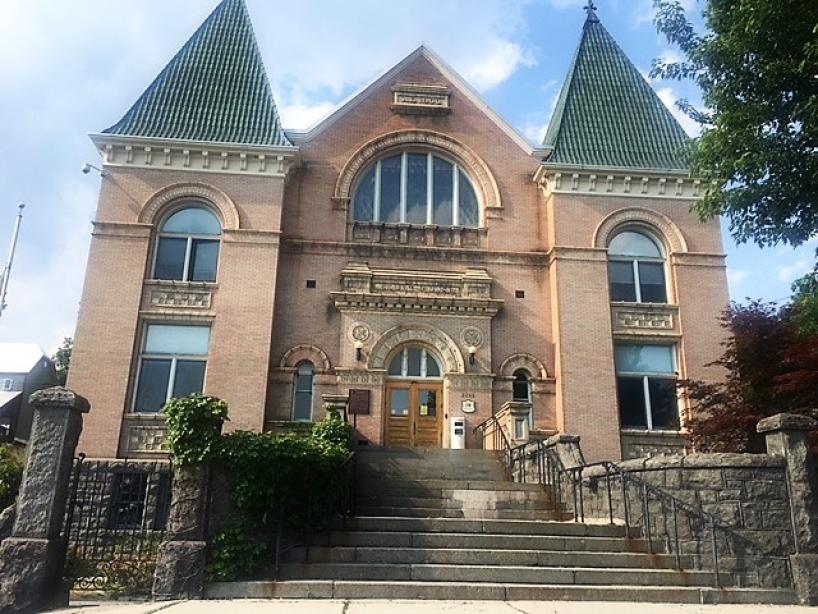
349, 221, 485, 249
610, 301, 677, 309
620, 428, 685, 437
144, 279, 218, 290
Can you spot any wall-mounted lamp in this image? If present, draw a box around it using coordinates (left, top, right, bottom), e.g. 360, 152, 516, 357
468, 345, 477, 366
81, 162, 108, 177
354, 340, 364, 362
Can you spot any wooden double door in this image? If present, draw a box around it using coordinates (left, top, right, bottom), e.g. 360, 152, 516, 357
384, 381, 443, 447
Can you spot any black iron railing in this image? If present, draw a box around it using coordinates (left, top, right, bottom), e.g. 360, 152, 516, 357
473, 424, 792, 588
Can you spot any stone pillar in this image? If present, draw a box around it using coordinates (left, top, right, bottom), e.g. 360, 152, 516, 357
545, 433, 585, 470
498, 401, 532, 446
0, 387, 89, 614
322, 394, 350, 421
758, 413, 818, 605
152, 463, 210, 600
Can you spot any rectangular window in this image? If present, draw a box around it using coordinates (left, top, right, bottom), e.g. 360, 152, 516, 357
432, 157, 454, 225
405, 153, 428, 224
154, 237, 187, 281
379, 157, 402, 223
615, 344, 678, 431
608, 261, 637, 302
189, 240, 219, 282
638, 262, 668, 303
134, 324, 210, 413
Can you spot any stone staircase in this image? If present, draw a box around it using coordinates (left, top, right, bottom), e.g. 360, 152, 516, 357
207, 447, 795, 604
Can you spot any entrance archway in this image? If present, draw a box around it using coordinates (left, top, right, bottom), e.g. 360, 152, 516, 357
384, 345, 444, 447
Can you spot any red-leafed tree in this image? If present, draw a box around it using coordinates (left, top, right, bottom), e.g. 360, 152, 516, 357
681, 301, 818, 454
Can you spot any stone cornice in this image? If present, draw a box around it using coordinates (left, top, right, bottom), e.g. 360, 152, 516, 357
91, 133, 300, 179
670, 252, 727, 267
92, 221, 152, 239
282, 238, 549, 267
536, 165, 702, 201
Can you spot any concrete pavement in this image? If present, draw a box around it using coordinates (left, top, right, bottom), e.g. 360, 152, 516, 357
55, 601, 814, 614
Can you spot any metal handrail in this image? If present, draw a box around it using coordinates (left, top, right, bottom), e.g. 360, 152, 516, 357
473, 415, 513, 478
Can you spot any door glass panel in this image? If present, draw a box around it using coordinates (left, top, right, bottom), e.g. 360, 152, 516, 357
417, 390, 437, 417
390, 389, 410, 416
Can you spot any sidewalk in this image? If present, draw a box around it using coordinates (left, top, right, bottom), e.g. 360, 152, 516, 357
55, 600, 813, 614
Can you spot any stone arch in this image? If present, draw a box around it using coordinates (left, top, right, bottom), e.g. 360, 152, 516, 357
139, 183, 241, 230
369, 324, 465, 374
334, 129, 503, 213
280, 344, 332, 372
498, 353, 548, 380
593, 207, 688, 254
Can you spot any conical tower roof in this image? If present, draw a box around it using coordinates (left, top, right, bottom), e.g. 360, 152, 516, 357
543, 7, 689, 170
103, 0, 291, 147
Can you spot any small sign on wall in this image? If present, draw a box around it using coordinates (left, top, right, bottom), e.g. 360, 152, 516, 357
461, 399, 476, 414
349, 389, 371, 415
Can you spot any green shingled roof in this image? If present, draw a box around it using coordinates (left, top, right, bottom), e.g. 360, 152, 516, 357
103, 0, 291, 147
543, 10, 689, 170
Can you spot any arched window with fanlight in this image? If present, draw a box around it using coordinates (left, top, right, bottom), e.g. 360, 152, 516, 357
352, 152, 480, 227
292, 361, 315, 422
153, 205, 221, 282
607, 230, 668, 303
512, 369, 533, 428
387, 346, 442, 379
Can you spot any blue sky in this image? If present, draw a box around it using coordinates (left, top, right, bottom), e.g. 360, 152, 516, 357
0, 0, 815, 352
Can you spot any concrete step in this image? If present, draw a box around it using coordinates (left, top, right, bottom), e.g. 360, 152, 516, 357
324, 531, 658, 553
354, 506, 559, 520
340, 516, 636, 538
355, 479, 545, 493
276, 562, 747, 587
355, 493, 552, 510
284, 546, 694, 569
206, 580, 796, 604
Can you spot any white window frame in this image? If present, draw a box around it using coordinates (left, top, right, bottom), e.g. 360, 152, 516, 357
512, 369, 534, 428
131, 323, 210, 414
0, 378, 12, 392
387, 347, 443, 380
291, 361, 315, 422
615, 344, 679, 431
353, 151, 481, 228
608, 230, 668, 304
151, 206, 221, 283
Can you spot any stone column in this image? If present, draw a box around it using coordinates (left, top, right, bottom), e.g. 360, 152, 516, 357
152, 463, 210, 600
545, 433, 585, 470
498, 401, 532, 446
758, 413, 818, 605
322, 394, 350, 421
0, 387, 89, 614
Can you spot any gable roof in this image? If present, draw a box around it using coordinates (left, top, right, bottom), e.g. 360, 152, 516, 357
542, 9, 690, 171
0, 343, 48, 374
102, 0, 291, 147
287, 45, 536, 155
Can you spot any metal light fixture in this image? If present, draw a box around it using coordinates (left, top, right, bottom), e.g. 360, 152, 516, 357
468, 345, 477, 366
81, 162, 108, 177
354, 340, 364, 362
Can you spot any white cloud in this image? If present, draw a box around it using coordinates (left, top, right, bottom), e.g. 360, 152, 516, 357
776, 259, 813, 283
656, 87, 701, 137
522, 120, 549, 145
279, 101, 336, 130
727, 268, 750, 289
464, 41, 537, 92
549, 0, 586, 9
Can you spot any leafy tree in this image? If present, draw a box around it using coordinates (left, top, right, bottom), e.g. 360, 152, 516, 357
681, 301, 818, 453
52, 337, 72, 386
651, 0, 818, 248
791, 265, 818, 335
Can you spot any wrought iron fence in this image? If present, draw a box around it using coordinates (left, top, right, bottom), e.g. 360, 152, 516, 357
62, 455, 172, 595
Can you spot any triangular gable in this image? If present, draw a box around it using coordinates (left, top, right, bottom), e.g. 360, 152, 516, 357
543, 10, 689, 170
103, 0, 291, 147
287, 45, 535, 155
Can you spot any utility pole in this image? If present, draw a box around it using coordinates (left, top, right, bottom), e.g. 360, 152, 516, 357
0, 203, 25, 320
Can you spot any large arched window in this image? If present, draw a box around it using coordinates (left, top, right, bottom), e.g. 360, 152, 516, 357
292, 361, 314, 422
387, 346, 442, 378
607, 230, 667, 303
352, 152, 480, 227
153, 205, 221, 282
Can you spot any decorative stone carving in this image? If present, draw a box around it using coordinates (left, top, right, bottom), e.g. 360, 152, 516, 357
350, 324, 371, 343
279, 344, 332, 371
498, 353, 549, 379
150, 289, 212, 310
337, 370, 385, 387
348, 222, 486, 249
127, 426, 169, 453
460, 327, 483, 348
616, 310, 673, 330
592, 206, 688, 254
369, 325, 465, 373
334, 129, 503, 212
446, 373, 495, 391
137, 183, 241, 230
611, 304, 679, 337
391, 83, 451, 115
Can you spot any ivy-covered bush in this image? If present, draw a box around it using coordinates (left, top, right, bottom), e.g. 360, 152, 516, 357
163, 394, 228, 467
311, 411, 354, 448
0, 444, 25, 510
205, 526, 268, 582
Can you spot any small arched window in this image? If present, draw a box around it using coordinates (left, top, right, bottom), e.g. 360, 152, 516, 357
512, 369, 533, 427
153, 205, 221, 282
292, 362, 314, 422
387, 346, 442, 378
607, 230, 667, 303
352, 152, 480, 227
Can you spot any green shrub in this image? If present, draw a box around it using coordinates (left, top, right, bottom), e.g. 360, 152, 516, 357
0, 444, 24, 510
311, 412, 354, 448
163, 394, 228, 467
206, 526, 268, 582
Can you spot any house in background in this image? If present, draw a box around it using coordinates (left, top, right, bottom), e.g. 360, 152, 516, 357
0, 343, 58, 443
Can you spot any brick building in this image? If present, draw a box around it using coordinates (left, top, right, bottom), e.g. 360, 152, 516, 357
69, 0, 728, 461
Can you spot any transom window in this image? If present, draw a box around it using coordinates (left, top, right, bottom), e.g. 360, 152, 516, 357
153, 205, 221, 283
615, 343, 679, 431
133, 324, 210, 413
607, 230, 667, 303
353, 152, 480, 227
387, 346, 442, 379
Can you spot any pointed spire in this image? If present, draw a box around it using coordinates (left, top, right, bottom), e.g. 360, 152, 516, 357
543, 9, 689, 170
103, 0, 292, 146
